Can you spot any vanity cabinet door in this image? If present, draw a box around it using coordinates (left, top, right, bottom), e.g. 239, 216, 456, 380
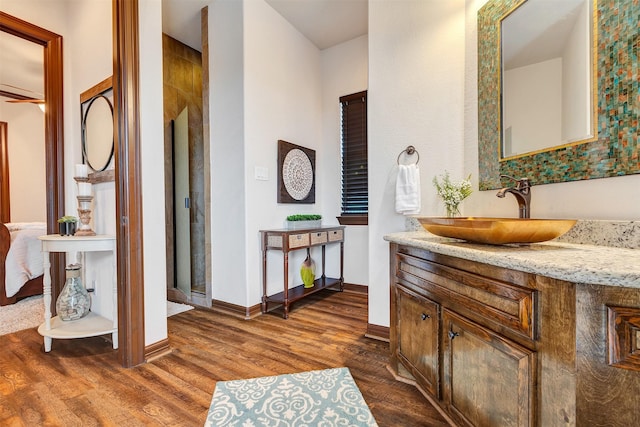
442, 309, 536, 427
396, 286, 440, 398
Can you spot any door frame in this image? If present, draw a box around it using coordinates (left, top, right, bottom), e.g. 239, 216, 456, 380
0, 11, 65, 295
112, 0, 146, 367
0, 122, 9, 223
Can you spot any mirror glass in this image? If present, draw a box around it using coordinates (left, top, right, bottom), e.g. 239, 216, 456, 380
82, 93, 113, 171
478, 0, 640, 190
501, 0, 595, 158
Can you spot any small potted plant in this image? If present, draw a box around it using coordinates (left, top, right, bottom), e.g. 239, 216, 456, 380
57, 216, 78, 236
286, 214, 322, 230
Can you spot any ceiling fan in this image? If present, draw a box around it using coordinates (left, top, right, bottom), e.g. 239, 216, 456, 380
0, 84, 44, 105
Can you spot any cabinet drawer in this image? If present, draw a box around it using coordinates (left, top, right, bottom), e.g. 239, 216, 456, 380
288, 233, 309, 248
396, 252, 537, 340
328, 229, 343, 242
310, 231, 327, 245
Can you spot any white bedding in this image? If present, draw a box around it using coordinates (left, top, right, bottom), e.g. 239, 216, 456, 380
4, 222, 46, 297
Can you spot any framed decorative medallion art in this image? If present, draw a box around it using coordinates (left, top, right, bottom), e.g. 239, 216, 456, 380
277, 140, 315, 204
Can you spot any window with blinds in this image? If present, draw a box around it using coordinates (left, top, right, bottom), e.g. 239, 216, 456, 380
339, 91, 367, 225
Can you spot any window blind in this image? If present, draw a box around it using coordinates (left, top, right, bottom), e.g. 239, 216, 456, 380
340, 91, 367, 216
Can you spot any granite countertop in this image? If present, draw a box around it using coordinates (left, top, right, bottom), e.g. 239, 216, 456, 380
384, 231, 640, 289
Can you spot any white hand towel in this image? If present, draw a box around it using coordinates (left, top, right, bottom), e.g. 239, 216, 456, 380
395, 164, 421, 215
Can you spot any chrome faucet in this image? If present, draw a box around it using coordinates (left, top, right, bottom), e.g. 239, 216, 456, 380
496, 175, 531, 218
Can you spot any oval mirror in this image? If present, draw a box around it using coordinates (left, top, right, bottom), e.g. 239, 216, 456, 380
81, 94, 114, 172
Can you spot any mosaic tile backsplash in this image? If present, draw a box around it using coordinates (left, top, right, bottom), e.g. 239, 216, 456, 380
478, 0, 639, 190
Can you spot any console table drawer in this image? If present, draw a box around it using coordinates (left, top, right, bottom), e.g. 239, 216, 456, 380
288, 233, 310, 248
267, 235, 283, 248
310, 231, 327, 245
328, 229, 343, 242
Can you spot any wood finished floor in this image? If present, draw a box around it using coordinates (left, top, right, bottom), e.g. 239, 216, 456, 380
0, 290, 449, 426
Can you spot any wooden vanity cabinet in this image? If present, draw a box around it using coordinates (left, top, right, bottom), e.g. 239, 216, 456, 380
390, 242, 640, 426
442, 309, 536, 427
575, 285, 640, 426
389, 240, 640, 426
395, 286, 440, 397
390, 243, 546, 427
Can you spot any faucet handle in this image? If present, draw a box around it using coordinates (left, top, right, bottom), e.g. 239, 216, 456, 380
500, 175, 530, 189
500, 174, 519, 182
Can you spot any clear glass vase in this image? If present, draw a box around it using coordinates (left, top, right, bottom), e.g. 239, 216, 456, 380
56, 263, 91, 321
446, 204, 461, 218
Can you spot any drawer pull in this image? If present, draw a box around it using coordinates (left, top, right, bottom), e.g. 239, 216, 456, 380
448, 330, 460, 340
421, 313, 431, 320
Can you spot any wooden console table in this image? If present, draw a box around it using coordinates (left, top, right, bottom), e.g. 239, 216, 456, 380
260, 226, 345, 318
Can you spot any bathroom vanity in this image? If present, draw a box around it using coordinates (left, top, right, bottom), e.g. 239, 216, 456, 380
385, 231, 640, 427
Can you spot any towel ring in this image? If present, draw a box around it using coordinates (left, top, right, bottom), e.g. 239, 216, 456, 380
397, 145, 420, 165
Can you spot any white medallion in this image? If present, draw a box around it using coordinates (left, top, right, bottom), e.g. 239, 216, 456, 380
282, 149, 313, 200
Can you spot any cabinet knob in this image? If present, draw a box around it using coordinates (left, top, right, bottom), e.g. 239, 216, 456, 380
448, 330, 460, 340
421, 313, 431, 320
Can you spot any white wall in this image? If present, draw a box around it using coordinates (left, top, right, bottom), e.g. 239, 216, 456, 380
0, 103, 46, 222
320, 35, 369, 286
504, 58, 562, 155
243, 0, 323, 304
209, 0, 324, 307
562, 1, 591, 143
139, 0, 168, 345
0, 1, 66, 224
209, 0, 247, 306
64, 0, 114, 320
368, 0, 467, 327
0, 1, 67, 33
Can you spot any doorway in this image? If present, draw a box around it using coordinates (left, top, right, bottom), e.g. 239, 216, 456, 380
0, 11, 65, 294
0, 30, 46, 223
172, 106, 191, 297
162, 33, 209, 306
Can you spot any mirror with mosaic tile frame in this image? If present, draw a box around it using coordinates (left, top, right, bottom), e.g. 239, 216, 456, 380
478, 0, 639, 190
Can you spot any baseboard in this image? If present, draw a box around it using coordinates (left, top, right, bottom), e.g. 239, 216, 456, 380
365, 323, 390, 342
145, 338, 171, 362
207, 284, 370, 321
343, 283, 368, 294
212, 299, 262, 319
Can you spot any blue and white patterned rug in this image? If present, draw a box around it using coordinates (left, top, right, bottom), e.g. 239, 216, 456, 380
205, 367, 378, 426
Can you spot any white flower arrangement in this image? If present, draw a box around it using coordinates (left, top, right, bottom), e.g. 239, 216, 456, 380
432, 171, 472, 217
